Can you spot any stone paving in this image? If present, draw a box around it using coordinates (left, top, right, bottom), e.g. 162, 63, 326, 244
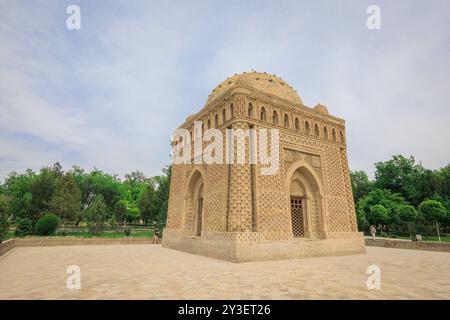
0, 245, 449, 299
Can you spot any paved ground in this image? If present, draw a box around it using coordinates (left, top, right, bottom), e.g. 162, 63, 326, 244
0, 245, 449, 299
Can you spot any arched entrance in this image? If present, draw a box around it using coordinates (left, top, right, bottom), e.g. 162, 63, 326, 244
287, 161, 326, 239
194, 183, 204, 236
184, 170, 204, 236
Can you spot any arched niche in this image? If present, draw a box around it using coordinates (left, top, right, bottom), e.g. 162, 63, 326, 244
183, 169, 205, 236
286, 160, 327, 239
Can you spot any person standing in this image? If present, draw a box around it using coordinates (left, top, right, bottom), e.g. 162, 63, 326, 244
153, 226, 160, 244
370, 225, 377, 240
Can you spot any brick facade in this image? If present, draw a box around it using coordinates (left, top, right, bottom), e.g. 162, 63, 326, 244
163, 71, 365, 262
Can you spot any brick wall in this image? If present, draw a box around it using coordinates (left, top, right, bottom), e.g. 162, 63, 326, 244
0, 237, 157, 256
365, 238, 450, 252
0, 239, 16, 256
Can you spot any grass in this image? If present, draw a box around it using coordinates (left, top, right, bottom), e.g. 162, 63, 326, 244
5, 230, 14, 240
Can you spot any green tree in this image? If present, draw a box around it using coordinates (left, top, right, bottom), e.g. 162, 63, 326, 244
0, 195, 9, 242
3, 170, 35, 220
113, 200, 127, 226
418, 199, 447, 242
435, 164, 450, 200
374, 155, 435, 206
350, 170, 373, 203
152, 166, 171, 230
356, 188, 406, 228
71, 167, 125, 226
85, 195, 107, 235
356, 210, 369, 232
139, 182, 158, 225
397, 205, 417, 239
50, 173, 82, 227
28, 166, 60, 224
124, 171, 147, 206
125, 206, 141, 224
367, 205, 388, 230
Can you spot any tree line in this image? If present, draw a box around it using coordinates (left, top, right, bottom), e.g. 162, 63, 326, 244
0, 163, 171, 239
351, 155, 450, 238
1, 154, 449, 241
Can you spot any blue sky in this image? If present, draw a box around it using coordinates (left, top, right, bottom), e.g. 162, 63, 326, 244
0, 0, 449, 180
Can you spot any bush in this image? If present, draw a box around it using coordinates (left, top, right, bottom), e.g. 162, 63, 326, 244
35, 213, 59, 236
124, 227, 131, 236
0, 215, 9, 243
14, 218, 33, 237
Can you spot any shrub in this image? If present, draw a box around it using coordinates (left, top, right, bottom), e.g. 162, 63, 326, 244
109, 215, 117, 229
35, 213, 59, 236
124, 227, 131, 237
14, 218, 33, 237
0, 215, 9, 243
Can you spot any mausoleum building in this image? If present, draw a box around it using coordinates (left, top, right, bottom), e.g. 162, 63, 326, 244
162, 71, 365, 262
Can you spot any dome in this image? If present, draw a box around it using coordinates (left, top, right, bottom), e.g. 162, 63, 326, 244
313, 103, 329, 115
206, 71, 303, 106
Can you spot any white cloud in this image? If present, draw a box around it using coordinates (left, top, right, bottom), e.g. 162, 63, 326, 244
0, 0, 449, 181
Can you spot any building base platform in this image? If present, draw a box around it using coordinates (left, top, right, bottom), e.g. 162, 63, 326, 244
162, 228, 366, 262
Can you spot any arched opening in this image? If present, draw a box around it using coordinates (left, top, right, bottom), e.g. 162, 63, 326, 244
272, 111, 279, 124
294, 118, 299, 130
184, 170, 204, 236
260, 107, 266, 121
214, 114, 218, 128
332, 128, 336, 141
323, 126, 328, 139
207, 118, 211, 129
305, 121, 310, 134
222, 109, 226, 123
284, 114, 289, 128
248, 103, 253, 118
340, 130, 345, 143
288, 165, 324, 239
195, 183, 204, 236
314, 124, 319, 136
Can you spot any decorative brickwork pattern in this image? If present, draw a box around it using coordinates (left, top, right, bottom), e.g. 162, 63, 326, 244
163, 71, 365, 262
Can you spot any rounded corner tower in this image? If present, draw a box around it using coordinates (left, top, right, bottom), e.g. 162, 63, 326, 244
162, 71, 366, 262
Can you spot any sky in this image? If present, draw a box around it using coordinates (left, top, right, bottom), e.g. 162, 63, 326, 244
0, 0, 449, 181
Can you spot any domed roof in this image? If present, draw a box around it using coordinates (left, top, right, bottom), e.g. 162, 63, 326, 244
313, 103, 329, 115
206, 71, 303, 106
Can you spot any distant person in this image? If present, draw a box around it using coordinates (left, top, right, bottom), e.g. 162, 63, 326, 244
370, 225, 377, 240
153, 226, 160, 244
